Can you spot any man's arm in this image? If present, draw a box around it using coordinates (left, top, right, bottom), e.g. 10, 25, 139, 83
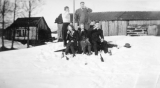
100, 29, 104, 39
75, 10, 79, 23
87, 8, 92, 13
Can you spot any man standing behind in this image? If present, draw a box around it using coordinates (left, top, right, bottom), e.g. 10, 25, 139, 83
62, 6, 71, 46
55, 14, 63, 42
75, 2, 92, 30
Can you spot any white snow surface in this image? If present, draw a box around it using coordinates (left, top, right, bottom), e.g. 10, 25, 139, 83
0, 39, 27, 49
0, 36, 160, 88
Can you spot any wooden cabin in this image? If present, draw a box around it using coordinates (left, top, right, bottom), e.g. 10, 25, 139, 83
5, 17, 51, 44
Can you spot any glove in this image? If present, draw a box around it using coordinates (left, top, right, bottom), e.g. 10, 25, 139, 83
101, 39, 104, 42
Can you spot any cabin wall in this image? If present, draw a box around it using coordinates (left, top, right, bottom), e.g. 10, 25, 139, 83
99, 20, 160, 36
15, 27, 37, 40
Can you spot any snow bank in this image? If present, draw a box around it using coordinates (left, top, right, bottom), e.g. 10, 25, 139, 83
0, 36, 160, 88
0, 39, 27, 49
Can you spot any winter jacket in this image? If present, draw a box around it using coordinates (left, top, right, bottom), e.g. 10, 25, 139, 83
88, 25, 94, 42
66, 30, 78, 44
55, 14, 63, 24
55, 13, 73, 24
91, 28, 104, 42
75, 8, 92, 24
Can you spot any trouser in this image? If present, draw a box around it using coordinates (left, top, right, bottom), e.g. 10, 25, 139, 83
57, 24, 63, 40
93, 40, 108, 55
99, 41, 108, 53
92, 41, 99, 55
62, 23, 70, 46
80, 39, 91, 54
65, 42, 75, 55
77, 41, 82, 53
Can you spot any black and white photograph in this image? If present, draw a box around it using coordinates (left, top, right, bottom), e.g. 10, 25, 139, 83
0, 0, 160, 88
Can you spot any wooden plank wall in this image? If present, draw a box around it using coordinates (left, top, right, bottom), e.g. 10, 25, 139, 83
100, 20, 160, 36
100, 21, 127, 36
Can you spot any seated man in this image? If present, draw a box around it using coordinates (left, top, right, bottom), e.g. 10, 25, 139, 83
88, 21, 95, 44
65, 25, 78, 57
91, 22, 108, 55
99, 38, 108, 53
77, 24, 92, 55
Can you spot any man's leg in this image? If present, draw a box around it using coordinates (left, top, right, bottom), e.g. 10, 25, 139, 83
59, 24, 63, 40
86, 39, 91, 54
63, 23, 69, 46
77, 41, 82, 53
62, 23, 65, 45
70, 43, 75, 56
103, 41, 108, 53
57, 24, 60, 40
65, 42, 71, 55
80, 40, 86, 54
93, 41, 98, 55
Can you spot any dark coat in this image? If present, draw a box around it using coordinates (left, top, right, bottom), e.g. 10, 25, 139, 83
91, 28, 104, 42
66, 30, 78, 44
55, 14, 63, 24
55, 13, 73, 24
88, 25, 94, 42
77, 28, 88, 41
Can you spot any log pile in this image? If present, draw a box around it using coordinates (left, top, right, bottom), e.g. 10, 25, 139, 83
127, 25, 148, 36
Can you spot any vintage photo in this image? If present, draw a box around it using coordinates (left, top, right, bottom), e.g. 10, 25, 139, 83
0, 0, 160, 88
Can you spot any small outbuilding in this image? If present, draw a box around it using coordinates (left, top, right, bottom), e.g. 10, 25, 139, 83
5, 17, 51, 44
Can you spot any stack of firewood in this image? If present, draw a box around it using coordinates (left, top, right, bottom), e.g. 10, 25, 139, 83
127, 25, 148, 36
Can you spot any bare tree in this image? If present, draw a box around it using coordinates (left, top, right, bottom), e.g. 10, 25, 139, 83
11, 0, 18, 49
0, 0, 12, 50
20, 0, 44, 48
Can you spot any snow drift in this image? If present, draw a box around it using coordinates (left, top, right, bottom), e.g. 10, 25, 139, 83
0, 39, 27, 49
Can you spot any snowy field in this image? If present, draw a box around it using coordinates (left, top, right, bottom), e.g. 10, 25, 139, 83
0, 36, 160, 88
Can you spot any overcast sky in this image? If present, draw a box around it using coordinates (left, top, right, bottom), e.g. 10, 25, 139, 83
35, 0, 160, 31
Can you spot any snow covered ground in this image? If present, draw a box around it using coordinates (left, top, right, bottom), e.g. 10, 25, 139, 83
0, 39, 27, 49
0, 36, 160, 88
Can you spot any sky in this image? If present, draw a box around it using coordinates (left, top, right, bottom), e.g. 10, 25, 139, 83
35, 0, 160, 31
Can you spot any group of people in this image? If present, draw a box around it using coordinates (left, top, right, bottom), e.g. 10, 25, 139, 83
65, 22, 108, 57
55, 2, 109, 57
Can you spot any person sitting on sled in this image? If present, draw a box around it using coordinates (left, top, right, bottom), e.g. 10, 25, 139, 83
77, 24, 92, 55
65, 25, 78, 57
91, 22, 108, 55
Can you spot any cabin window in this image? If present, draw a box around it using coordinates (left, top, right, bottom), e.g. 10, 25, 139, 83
16, 27, 27, 37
